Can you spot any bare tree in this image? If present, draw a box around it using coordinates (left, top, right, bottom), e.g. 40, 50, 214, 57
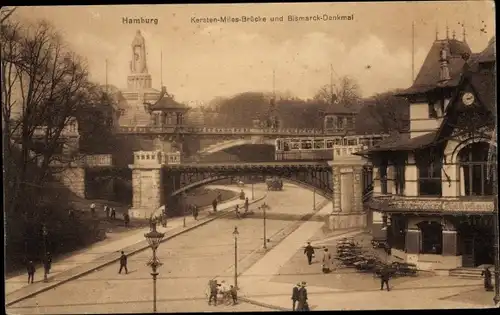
314, 75, 361, 107
1, 20, 110, 221
0, 6, 16, 23
362, 90, 410, 133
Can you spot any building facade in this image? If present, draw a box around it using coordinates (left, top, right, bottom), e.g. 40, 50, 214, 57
362, 36, 496, 271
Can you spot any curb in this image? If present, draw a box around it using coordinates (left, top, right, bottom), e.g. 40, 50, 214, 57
238, 225, 365, 311
239, 297, 291, 311
6, 194, 267, 307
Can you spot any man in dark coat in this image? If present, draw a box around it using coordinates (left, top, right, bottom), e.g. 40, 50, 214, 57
304, 242, 315, 265
43, 252, 52, 281
379, 266, 391, 291
482, 267, 493, 291
244, 198, 249, 213
193, 205, 199, 220
297, 281, 309, 311
230, 285, 238, 305
124, 213, 130, 227
111, 207, 116, 219
208, 280, 218, 306
212, 199, 218, 212
27, 260, 35, 284
118, 251, 128, 274
291, 283, 301, 311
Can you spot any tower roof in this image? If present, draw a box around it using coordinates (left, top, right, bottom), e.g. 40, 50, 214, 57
149, 87, 189, 112
398, 38, 472, 96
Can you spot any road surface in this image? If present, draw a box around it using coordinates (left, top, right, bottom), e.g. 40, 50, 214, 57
7, 183, 323, 314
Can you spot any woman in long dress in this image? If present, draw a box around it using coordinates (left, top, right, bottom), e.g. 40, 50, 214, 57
322, 247, 332, 273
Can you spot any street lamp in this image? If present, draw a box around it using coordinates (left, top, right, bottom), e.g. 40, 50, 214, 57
233, 226, 239, 289
492, 165, 499, 306
313, 189, 316, 211
42, 225, 48, 282
261, 203, 271, 250
144, 224, 165, 313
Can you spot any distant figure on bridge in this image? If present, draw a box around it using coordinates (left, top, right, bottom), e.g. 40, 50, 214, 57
244, 198, 249, 213
212, 199, 218, 213
90, 203, 96, 217
111, 207, 116, 219
192, 205, 199, 220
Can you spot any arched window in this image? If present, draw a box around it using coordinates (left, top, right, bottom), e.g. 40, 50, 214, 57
417, 221, 443, 254
458, 142, 496, 196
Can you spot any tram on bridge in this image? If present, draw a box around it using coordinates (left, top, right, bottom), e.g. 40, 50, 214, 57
274, 134, 385, 160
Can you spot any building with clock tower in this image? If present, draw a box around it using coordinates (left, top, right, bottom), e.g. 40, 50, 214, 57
359, 34, 496, 272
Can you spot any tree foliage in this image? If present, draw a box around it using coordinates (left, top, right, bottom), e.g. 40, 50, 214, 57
2, 18, 116, 267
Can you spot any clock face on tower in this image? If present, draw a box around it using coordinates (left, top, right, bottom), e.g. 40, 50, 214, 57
462, 92, 475, 106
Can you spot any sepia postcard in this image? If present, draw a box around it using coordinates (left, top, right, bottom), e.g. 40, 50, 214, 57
2, 1, 498, 313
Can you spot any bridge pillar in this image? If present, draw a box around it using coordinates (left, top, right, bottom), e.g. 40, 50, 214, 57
327, 155, 369, 230
128, 150, 166, 219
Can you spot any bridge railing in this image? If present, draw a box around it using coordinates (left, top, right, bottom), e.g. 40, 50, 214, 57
116, 125, 324, 135
133, 150, 182, 166
83, 154, 113, 167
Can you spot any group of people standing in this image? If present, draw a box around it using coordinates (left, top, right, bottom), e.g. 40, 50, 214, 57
303, 242, 333, 273
89, 203, 130, 227
291, 281, 309, 311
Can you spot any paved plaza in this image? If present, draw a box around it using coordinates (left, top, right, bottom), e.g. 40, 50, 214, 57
6, 184, 324, 313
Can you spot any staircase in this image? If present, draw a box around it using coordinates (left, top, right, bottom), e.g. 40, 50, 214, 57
449, 267, 484, 279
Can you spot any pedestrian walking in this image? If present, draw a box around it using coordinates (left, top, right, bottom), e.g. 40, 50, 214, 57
193, 205, 199, 220
208, 279, 218, 306
124, 213, 130, 227
104, 205, 110, 219
161, 212, 168, 227
235, 205, 240, 219
379, 266, 391, 291
90, 203, 96, 217
217, 191, 222, 202
111, 207, 116, 219
230, 285, 238, 305
321, 247, 332, 273
297, 281, 309, 311
303, 242, 315, 265
291, 282, 301, 311
481, 267, 493, 291
27, 260, 35, 284
118, 251, 128, 274
244, 197, 249, 213
212, 199, 218, 213
43, 255, 51, 282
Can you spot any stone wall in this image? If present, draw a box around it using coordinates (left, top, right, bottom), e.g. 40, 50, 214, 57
56, 167, 85, 199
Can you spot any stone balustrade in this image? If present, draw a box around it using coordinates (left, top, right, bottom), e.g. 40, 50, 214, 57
83, 154, 113, 167
368, 195, 495, 213
332, 144, 366, 159
133, 150, 181, 166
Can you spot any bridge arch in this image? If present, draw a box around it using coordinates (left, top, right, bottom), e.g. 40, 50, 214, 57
197, 138, 276, 155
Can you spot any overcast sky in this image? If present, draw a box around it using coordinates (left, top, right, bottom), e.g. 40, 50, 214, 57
12, 2, 495, 105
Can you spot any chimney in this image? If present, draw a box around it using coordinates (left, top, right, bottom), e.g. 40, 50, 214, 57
438, 43, 451, 83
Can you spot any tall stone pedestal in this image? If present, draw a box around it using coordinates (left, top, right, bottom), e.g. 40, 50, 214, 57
128, 151, 165, 219
327, 155, 369, 230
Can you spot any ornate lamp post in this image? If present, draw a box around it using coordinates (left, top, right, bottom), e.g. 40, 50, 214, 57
144, 224, 165, 313
261, 203, 270, 250
233, 227, 239, 289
